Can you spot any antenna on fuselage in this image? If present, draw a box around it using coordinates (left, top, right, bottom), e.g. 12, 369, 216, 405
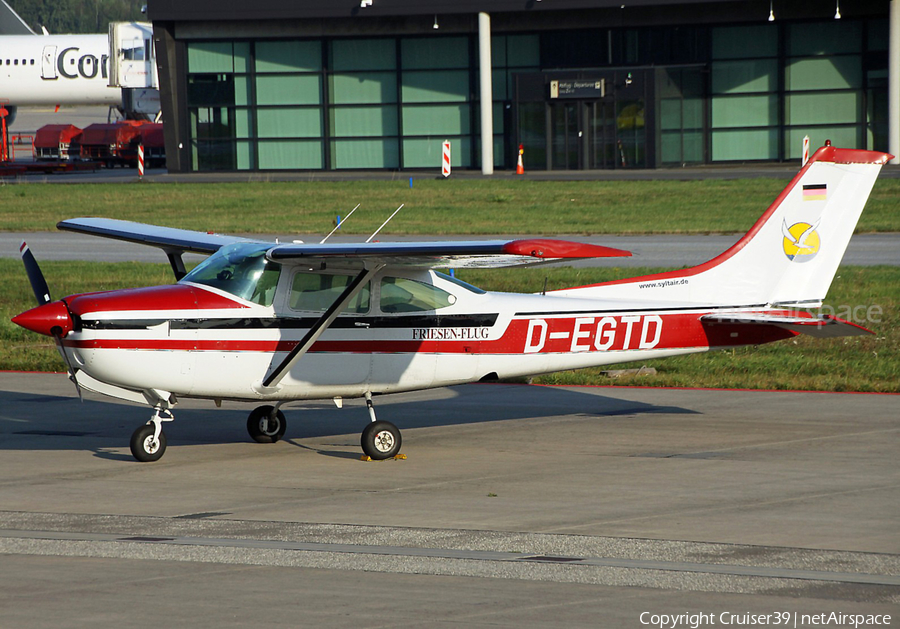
366, 204, 404, 243
320, 203, 360, 244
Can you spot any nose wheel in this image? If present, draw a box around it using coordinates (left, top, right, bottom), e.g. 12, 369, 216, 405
130, 407, 173, 462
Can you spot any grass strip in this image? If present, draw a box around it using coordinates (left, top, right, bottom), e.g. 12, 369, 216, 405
1, 178, 899, 234
2, 261, 896, 392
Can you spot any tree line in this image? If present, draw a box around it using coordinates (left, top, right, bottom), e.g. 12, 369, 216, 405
8, 0, 146, 34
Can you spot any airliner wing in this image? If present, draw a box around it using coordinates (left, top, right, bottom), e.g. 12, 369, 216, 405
57, 218, 632, 269
702, 312, 873, 338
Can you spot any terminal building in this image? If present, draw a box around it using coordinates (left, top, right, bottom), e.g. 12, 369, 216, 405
146, 0, 899, 173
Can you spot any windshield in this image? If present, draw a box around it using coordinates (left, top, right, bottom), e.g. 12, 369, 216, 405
181, 243, 281, 306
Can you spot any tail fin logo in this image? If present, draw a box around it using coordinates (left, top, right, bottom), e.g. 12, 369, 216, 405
782, 218, 821, 263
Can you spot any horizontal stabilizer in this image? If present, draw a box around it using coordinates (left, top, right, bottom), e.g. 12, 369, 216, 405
702, 312, 873, 338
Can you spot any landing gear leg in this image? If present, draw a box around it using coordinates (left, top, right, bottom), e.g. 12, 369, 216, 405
360, 392, 401, 460
130, 407, 173, 462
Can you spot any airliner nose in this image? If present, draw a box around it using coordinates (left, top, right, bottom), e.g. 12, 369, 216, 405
12, 300, 74, 337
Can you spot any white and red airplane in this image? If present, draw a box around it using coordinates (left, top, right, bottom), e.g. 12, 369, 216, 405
12, 145, 892, 462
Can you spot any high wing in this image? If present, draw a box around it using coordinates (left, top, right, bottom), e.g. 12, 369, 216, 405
267, 238, 631, 268
58, 217, 267, 279
57, 217, 263, 255
702, 312, 873, 338
57, 217, 632, 270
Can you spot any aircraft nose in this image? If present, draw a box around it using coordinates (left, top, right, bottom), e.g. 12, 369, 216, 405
12, 300, 74, 337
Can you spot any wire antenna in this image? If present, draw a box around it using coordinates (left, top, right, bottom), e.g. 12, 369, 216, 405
366, 204, 404, 243
320, 203, 361, 244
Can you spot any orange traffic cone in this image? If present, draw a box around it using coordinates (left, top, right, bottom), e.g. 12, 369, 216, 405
516, 144, 524, 175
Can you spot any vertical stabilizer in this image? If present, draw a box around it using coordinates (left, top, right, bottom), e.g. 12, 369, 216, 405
557, 146, 892, 308
0, 0, 36, 35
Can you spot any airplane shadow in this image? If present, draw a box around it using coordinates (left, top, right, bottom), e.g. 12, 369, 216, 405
0, 382, 699, 462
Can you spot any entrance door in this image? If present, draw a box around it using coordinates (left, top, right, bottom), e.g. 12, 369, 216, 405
41, 45, 57, 80
588, 101, 616, 169
549, 102, 581, 170
547, 97, 647, 169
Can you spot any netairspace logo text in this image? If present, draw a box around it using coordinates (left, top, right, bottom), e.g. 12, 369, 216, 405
639, 611, 892, 629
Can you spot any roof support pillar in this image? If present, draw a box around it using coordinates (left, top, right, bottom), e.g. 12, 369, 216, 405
890, 0, 899, 164
478, 12, 494, 175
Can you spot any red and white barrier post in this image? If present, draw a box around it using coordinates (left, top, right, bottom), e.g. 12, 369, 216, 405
802, 135, 810, 168
442, 140, 451, 178
138, 143, 145, 179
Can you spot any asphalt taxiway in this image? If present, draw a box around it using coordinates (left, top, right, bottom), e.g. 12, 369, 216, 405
0, 373, 896, 627
2, 231, 900, 268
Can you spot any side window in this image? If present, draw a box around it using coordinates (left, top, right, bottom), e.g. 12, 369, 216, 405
248, 264, 282, 307
380, 277, 456, 313
290, 272, 369, 314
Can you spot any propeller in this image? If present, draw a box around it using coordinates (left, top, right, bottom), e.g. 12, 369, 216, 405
18, 242, 82, 400
20, 243, 52, 306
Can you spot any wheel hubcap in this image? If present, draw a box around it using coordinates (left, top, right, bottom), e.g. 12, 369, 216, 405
373, 430, 395, 453
143, 436, 159, 454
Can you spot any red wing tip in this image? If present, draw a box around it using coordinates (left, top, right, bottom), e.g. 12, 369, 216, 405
504, 239, 632, 259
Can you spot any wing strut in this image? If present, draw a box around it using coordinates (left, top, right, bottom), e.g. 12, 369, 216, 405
254, 264, 383, 393
165, 250, 187, 280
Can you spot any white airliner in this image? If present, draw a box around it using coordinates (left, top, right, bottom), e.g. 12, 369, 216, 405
0, 1, 153, 124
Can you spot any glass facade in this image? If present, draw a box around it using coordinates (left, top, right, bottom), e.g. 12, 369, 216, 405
709, 24, 779, 161
182, 16, 887, 172
186, 34, 539, 171
658, 67, 705, 165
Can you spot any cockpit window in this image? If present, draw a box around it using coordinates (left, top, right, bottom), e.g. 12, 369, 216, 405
181, 243, 281, 306
380, 277, 456, 313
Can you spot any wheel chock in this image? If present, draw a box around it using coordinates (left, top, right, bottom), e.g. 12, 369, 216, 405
359, 453, 407, 462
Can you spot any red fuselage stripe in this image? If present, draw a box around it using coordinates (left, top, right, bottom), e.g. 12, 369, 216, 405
63, 312, 797, 354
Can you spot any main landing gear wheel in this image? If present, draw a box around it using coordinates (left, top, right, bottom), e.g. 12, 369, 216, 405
247, 405, 287, 443
361, 420, 402, 460
130, 424, 167, 462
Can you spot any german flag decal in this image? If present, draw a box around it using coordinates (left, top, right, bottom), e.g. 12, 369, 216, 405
802, 183, 827, 201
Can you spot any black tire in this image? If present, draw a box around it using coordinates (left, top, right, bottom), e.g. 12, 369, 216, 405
130, 424, 167, 462
247, 406, 287, 443
361, 421, 402, 460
